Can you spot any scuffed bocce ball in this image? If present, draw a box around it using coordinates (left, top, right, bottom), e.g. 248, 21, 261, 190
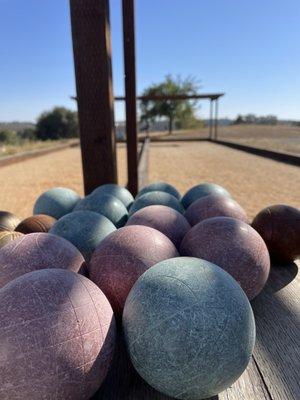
252, 204, 300, 263
92, 183, 134, 210
0, 269, 116, 400
15, 214, 56, 234
129, 191, 185, 217
0, 230, 23, 249
0, 232, 85, 288
136, 181, 181, 200
181, 183, 231, 209
180, 217, 270, 299
0, 211, 20, 231
74, 193, 128, 228
185, 194, 248, 226
33, 187, 81, 219
50, 211, 116, 261
126, 205, 190, 248
88, 225, 178, 315
123, 257, 255, 400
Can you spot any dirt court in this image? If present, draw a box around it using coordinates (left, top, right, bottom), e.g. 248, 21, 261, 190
0, 144, 127, 218
149, 141, 300, 219
0, 141, 298, 220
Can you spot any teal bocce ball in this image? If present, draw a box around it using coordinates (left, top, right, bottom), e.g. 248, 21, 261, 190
50, 211, 116, 261
92, 184, 134, 210
74, 193, 128, 228
123, 257, 255, 400
181, 183, 230, 209
136, 182, 181, 200
33, 187, 81, 219
129, 191, 185, 217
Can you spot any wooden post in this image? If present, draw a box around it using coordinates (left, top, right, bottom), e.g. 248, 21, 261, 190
70, 0, 117, 195
209, 99, 213, 140
214, 99, 219, 140
122, 0, 138, 196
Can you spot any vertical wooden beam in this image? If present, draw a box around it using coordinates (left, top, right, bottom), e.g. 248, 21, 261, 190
70, 0, 117, 195
122, 0, 138, 196
214, 99, 219, 140
209, 99, 213, 140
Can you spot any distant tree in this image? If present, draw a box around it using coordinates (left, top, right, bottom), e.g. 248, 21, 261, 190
19, 127, 36, 141
36, 107, 78, 140
233, 115, 245, 124
0, 130, 18, 144
140, 75, 200, 135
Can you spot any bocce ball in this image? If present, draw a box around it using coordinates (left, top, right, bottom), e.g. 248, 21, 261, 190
123, 257, 255, 400
92, 183, 134, 210
0, 269, 116, 400
129, 191, 185, 217
15, 214, 56, 234
0, 232, 85, 288
136, 181, 181, 200
33, 187, 81, 219
0, 230, 23, 249
252, 204, 300, 263
126, 205, 190, 248
50, 210, 116, 261
181, 183, 231, 209
180, 217, 270, 299
185, 194, 248, 226
0, 211, 20, 231
74, 193, 128, 228
88, 225, 178, 315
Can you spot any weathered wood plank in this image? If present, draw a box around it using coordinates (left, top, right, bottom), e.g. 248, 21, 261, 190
137, 137, 150, 191
251, 262, 300, 400
122, 0, 138, 197
70, 0, 117, 194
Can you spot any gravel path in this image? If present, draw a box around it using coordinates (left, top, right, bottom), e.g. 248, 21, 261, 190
0, 145, 127, 219
149, 141, 300, 219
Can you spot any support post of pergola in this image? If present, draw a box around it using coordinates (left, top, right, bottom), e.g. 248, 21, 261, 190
70, 0, 117, 195
214, 98, 219, 140
209, 99, 213, 140
122, 0, 138, 196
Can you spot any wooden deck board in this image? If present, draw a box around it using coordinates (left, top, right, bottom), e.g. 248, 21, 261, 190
251, 262, 300, 400
93, 262, 299, 400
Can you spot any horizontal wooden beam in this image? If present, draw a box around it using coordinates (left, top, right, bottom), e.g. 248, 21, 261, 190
115, 93, 225, 101
71, 93, 225, 102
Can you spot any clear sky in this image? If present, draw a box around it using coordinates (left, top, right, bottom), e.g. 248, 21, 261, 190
0, 0, 299, 122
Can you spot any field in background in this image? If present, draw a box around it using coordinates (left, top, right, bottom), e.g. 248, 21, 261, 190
149, 124, 300, 155
0, 139, 73, 158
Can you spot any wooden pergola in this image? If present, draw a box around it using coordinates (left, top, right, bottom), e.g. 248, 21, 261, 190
69, 0, 223, 196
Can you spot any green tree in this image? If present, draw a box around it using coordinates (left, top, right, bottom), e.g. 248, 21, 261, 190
36, 107, 78, 140
0, 130, 18, 144
140, 75, 200, 135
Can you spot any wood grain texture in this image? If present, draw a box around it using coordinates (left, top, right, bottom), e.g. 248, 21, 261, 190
138, 138, 150, 191
251, 262, 300, 400
122, 0, 138, 197
70, 0, 117, 194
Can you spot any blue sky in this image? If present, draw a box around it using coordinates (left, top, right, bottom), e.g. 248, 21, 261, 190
0, 0, 299, 122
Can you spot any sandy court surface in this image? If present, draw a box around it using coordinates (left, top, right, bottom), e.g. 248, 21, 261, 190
0, 145, 127, 219
149, 141, 300, 219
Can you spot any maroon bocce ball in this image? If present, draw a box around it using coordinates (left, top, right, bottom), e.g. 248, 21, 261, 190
252, 204, 300, 263
88, 225, 179, 315
180, 217, 270, 300
0, 232, 85, 288
126, 205, 191, 248
0, 269, 116, 400
185, 194, 248, 226
15, 214, 56, 234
